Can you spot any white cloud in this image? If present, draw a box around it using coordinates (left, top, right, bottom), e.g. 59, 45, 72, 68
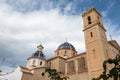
0, 0, 120, 72
0, 1, 85, 63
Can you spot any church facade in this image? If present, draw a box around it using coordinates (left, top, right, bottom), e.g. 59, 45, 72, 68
0, 7, 120, 80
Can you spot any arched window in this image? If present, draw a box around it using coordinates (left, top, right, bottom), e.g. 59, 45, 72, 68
40, 61, 42, 65
97, 16, 101, 24
87, 16, 91, 24
33, 60, 36, 65
64, 51, 67, 56
73, 53, 75, 55
57, 52, 59, 55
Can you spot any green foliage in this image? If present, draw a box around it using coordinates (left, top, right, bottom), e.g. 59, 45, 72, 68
44, 68, 69, 80
92, 52, 120, 80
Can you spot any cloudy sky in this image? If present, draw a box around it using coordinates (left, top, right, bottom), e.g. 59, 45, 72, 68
0, 0, 120, 72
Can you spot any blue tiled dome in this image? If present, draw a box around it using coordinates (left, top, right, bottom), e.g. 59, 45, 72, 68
57, 42, 76, 51
32, 51, 45, 59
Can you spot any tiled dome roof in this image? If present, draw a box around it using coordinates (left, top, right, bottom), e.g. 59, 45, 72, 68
32, 51, 45, 59
57, 42, 76, 51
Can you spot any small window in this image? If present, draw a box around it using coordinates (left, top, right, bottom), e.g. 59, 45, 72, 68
40, 61, 42, 65
90, 32, 93, 37
97, 16, 99, 20
57, 52, 59, 55
73, 53, 75, 55
87, 16, 91, 24
64, 51, 67, 56
33, 60, 36, 65
93, 49, 96, 58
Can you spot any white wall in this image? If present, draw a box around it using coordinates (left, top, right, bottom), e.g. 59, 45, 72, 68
0, 66, 22, 80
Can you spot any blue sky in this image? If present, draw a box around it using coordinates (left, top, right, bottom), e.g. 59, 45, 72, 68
0, 0, 120, 72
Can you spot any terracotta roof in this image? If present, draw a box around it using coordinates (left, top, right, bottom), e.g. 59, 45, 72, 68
47, 52, 86, 61
47, 56, 66, 61
20, 66, 30, 70
20, 66, 33, 75
31, 66, 45, 70
22, 71, 33, 75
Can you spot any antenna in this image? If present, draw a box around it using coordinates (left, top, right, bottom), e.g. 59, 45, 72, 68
0, 57, 5, 71
110, 35, 112, 40
2, 58, 5, 64
7, 61, 17, 72
1, 57, 5, 67
1, 58, 17, 72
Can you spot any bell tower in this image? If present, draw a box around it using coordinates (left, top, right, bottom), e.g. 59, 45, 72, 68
82, 7, 108, 79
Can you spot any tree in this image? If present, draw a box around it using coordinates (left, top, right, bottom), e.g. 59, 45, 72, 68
44, 68, 69, 80
92, 52, 120, 80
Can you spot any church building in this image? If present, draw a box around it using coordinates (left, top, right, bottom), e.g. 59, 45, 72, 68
0, 7, 120, 80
